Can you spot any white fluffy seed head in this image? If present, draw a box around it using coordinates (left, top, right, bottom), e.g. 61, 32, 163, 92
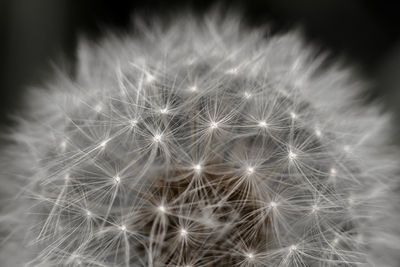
0, 12, 399, 267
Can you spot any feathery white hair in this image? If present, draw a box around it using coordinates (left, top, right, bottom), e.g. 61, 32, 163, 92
0, 13, 399, 267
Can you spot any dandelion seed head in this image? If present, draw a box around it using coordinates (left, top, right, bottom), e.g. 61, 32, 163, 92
2, 12, 399, 267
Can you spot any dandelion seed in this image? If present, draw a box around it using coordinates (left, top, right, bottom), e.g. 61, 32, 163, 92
159, 107, 168, 114
99, 139, 109, 149
153, 134, 162, 143
330, 168, 337, 177
64, 173, 70, 181
226, 67, 238, 75
292, 59, 301, 71
244, 91, 252, 99
193, 164, 202, 173
60, 140, 67, 151
315, 128, 322, 137
247, 166, 254, 175
119, 225, 127, 232
343, 145, 351, 152
290, 245, 297, 252
187, 58, 195, 65
158, 205, 166, 213
189, 86, 197, 92
114, 175, 121, 184
129, 119, 138, 127
270, 201, 278, 208
209, 121, 218, 130
290, 112, 297, 119
179, 228, 188, 238
94, 104, 102, 113
288, 150, 297, 160
145, 74, 155, 83
86, 210, 92, 217
312, 205, 319, 213
258, 121, 268, 128
332, 238, 339, 245
245, 252, 254, 260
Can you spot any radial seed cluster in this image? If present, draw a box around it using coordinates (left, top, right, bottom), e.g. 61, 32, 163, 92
0, 15, 399, 266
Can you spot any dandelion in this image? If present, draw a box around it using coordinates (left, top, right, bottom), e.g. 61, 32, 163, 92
0, 12, 399, 267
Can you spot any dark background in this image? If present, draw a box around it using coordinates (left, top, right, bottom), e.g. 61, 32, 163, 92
1, 0, 400, 135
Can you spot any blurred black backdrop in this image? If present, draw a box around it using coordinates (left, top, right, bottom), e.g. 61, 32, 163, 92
1, 0, 400, 134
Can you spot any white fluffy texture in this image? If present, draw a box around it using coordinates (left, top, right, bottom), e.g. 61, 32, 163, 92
1, 15, 399, 266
